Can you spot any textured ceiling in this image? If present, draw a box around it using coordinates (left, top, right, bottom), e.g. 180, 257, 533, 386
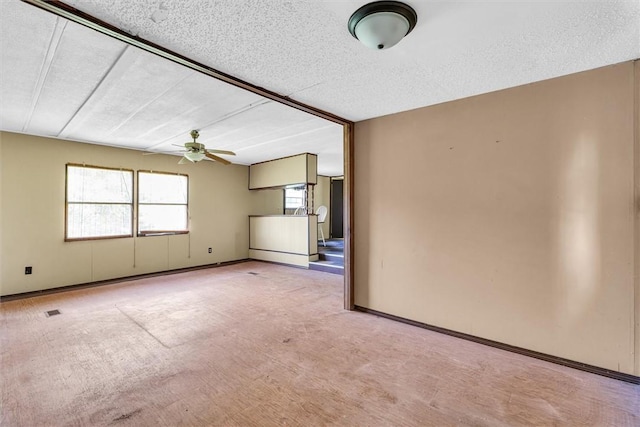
61, 0, 640, 121
0, 0, 345, 176
1, 0, 639, 177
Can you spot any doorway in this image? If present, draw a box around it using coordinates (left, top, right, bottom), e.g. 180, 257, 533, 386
330, 178, 344, 239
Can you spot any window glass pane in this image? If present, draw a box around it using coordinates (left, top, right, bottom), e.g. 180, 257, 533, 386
67, 166, 132, 203
285, 188, 305, 209
139, 205, 188, 233
67, 204, 132, 239
139, 173, 187, 204
66, 165, 133, 240
138, 172, 189, 234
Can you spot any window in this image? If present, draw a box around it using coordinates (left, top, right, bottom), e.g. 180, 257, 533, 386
138, 171, 188, 235
284, 186, 306, 210
66, 164, 134, 240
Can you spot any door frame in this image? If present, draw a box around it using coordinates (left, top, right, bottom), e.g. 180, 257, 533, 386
24, 0, 356, 310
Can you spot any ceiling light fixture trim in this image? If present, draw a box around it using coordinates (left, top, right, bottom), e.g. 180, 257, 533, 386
348, 1, 418, 50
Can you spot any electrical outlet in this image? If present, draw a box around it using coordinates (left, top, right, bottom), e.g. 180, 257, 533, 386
25, 266, 32, 275
208, 248, 212, 254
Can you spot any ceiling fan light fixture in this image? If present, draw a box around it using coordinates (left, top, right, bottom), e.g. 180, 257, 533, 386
348, 1, 417, 50
184, 151, 206, 162
177, 130, 235, 165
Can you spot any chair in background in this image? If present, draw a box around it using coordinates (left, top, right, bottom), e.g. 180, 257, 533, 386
316, 205, 328, 246
293, 206, 305, 215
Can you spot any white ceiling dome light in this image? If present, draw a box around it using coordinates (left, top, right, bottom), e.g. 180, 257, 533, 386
348, 1, 418, 50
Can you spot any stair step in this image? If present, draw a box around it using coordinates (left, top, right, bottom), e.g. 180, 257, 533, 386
309, 260, 344, 275
319, 252, 343, 263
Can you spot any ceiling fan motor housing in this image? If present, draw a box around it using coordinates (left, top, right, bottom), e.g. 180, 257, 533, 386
185, 141, 205, 152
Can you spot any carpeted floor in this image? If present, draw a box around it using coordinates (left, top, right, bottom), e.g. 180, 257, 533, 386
1, 261, 638, 426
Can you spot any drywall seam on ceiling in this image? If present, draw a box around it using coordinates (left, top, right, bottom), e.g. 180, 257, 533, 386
143, 99, 272, 151
57, 45, 129, 139
22, 17, 67, 132
20, 0, 352, 127
104, 71, 194, 141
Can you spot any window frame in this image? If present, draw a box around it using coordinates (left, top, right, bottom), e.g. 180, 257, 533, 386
65, 163, 135, 242
136, 170, 189, 237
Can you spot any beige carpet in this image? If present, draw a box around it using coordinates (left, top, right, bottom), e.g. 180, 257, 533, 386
1, 261, 638, 426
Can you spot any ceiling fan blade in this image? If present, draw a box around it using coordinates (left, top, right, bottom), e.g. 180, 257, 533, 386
206, 149, 236, 156
173, 143, 191, 148
145, 150, 186, 155
178, 156, 191, 164
205, 152, 231, 165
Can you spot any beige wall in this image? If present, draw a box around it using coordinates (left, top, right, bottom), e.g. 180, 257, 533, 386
0, 132, 266, 296
251, 188, 284, 215
354, 62, 638, 374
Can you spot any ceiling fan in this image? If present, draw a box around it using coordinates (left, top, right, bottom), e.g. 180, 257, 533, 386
175, 130, 236, 165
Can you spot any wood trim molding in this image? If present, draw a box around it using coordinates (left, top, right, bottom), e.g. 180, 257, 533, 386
250, 183, 308, 191
354, 306, 640, 384
248, 248, 311, 257
328, 176, 333, 239
66, 162, 134, 172
633, 59, 640, 376
249, 152, 318, 167
249, 214, 316, 218
1, 259, 250, 302
138, 169, 189, 177
65, 164, 135, 241
344, 123, 355, 310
